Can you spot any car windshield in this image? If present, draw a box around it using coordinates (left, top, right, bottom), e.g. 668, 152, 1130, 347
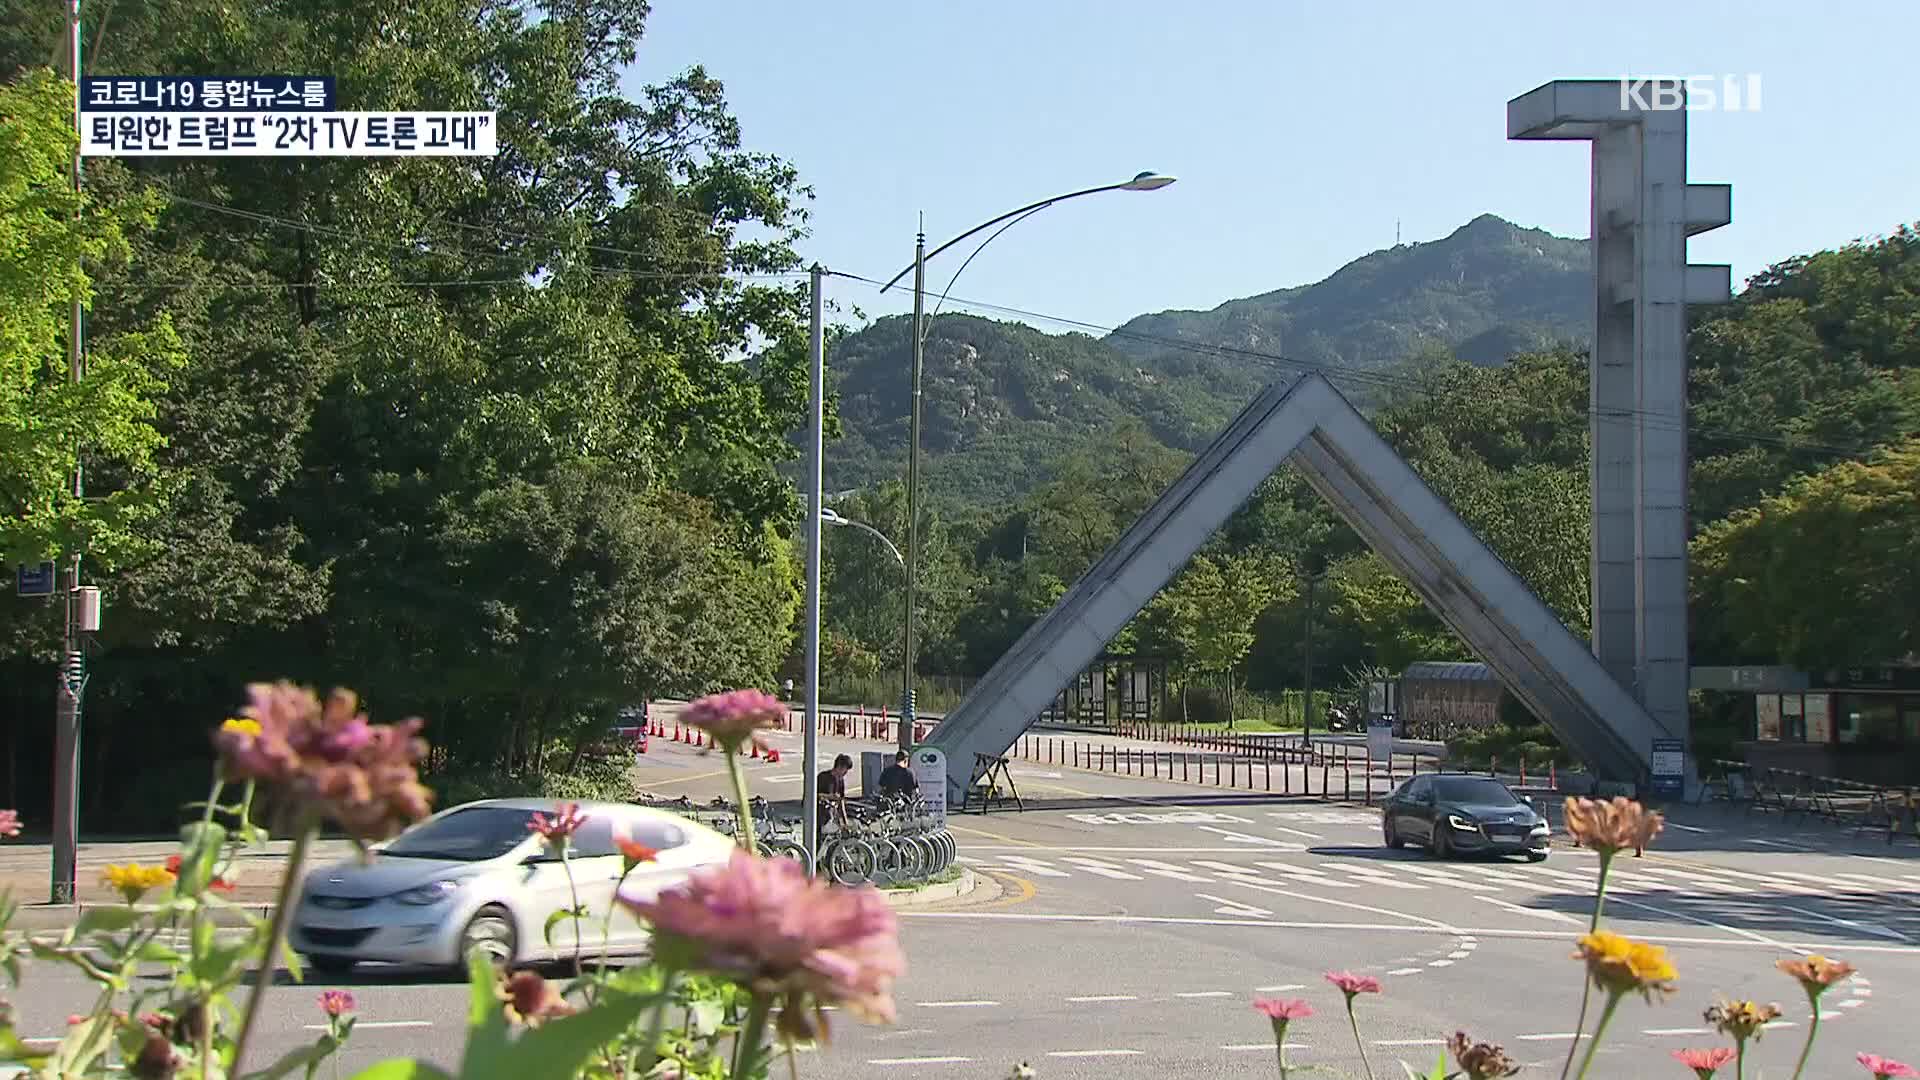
382, 806, 536, 861
1432, 778, 1519, 806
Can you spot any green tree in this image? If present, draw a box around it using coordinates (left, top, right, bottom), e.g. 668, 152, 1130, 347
1152, 552, 1290, 721
1691, 438, 1920, 668
0, 69, 183, 569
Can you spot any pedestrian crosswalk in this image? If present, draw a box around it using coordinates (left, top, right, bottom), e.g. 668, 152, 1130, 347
960, 850, 1920, 939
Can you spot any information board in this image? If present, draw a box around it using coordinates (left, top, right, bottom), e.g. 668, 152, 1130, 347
1367, 714, 1395, 762
911, 748, 948, 823
1650, 738, 1686, 798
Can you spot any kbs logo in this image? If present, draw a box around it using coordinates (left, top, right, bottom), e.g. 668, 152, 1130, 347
1618, 75, 1762, 113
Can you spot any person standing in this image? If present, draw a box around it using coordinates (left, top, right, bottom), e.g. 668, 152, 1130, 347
816, 753, 853, 833
878, 750, 920, 800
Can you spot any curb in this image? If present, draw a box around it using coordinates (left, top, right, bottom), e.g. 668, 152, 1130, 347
5, 902, 274, 933
880, 867, 975, 908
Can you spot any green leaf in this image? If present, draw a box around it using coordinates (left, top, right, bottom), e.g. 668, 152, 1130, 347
240, 1031, 344, 1080
177, 821, 230, 896
461, 948, 511, 1067
0, 1025, 53, 1067
461, 991, 654, 1080
542, 908, 572, 947
73, 904, 144, 936
135, 940, 185, 964
346, 1061, 455, 1080
51, 1013, 117, 1076
281, 936, 306, 983
687, 997, 724, 1038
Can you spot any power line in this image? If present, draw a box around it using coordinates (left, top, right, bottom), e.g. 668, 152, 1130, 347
823, 269, 1884, 462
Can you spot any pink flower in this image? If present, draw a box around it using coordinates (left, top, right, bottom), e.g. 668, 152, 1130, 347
1860, 1053, 1920, 1079
1324, 970, 1382, 998
319, 990, 355, 1018
0, 808, 20, 838
528, 803, 588, 846
682, 689, 786, 752
1674, 1047, 1737, 1077
213, 682, 434, 842
618, 850, 904, 1043
1253, 997, 1313, 1021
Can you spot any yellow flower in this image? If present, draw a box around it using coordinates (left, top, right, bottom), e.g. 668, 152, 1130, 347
1705, 998, 1782, 1042
101, 862, 176, 904
220, 717, 262, 737
1777, 954, 1855, 998
1575, 930, 1677, 1000
1563, 796, 1664, 856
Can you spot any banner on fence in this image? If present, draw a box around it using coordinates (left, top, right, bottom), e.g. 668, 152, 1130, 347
1367, 713, 1395, 761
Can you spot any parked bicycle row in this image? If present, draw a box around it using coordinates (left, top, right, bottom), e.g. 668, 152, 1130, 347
633, 791, 957, 887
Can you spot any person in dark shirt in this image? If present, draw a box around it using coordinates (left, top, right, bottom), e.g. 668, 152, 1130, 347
816, 753, 853, 833
877, 751, 919, 801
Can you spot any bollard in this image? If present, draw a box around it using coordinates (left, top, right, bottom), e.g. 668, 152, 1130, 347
1520, 756, 1527, 787
1550, 761, 1557, 789
1364, 748, 1373, 805
1490, 755, 1497, 779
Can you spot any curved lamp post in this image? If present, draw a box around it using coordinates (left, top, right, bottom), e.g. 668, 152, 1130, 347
822, 507, 905, 567
880, 172, 1177, 749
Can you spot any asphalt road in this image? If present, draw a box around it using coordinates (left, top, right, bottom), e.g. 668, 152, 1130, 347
8, 728, 1919, 1079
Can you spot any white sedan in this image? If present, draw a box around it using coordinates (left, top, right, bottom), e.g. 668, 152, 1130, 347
291, 798, 735, 973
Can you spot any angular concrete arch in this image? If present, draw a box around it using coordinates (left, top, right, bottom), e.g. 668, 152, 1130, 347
924, 373, 1678, 801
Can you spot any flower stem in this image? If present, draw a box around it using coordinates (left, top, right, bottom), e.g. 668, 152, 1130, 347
1560, 851, 1615, 1080
731, 993, 771, 1080
1788, 996, 1820, 1080
1572, 991, 1624, 1080
1345, 1000, 1374, 1080
1735, 1037, 1746, 1080
635, 968, 678, 1075
726, 748, 758, 855
231, 821, 315, 1076
561, 849, 584, 977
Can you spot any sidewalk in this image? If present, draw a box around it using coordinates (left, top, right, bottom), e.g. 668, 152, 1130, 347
0, 837, 360, 910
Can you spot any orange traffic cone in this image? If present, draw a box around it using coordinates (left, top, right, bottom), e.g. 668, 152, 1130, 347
750, 740, 762, 760
767, 748, 781, 764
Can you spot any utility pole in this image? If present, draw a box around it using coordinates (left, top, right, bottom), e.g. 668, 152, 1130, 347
50, 0, 86, 905
899, 228, 925, 751
1301, 568, 1315, 751
801, 265, 824, 875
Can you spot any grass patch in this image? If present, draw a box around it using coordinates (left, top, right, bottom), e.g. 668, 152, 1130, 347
880, 863, 964, 891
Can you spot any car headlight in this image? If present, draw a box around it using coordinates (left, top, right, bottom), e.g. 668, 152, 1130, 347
1446, 814, 1479, 832
392, 879, 462, 906
1529, 821, 1550, 833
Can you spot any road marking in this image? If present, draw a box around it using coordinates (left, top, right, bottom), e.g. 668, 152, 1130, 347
1222, 1043, 1310, 1051
1374, 1039, 1445, 1047
898, 911, 1920, 954
1643, 1028, 1709, 1036
1255, 984, 1305, 992
1516, 1032, 1589, 1042
1427, 959, 1452, 967
1448, 951, 1472, 959
915, 1000, 999, 1008
947, 823, 1047, 849
976, 871, 1037, 909
1196, 825, 1306, 847
1666, 822, 1713, 833
996, 856, 1071, 878
1196, 892, 1274, 917
868, 1057, 974, 1065
1475, 895, 1580, 924
1774, 904, 1910, 942
1125, 858, 1214, 882
1252, 861, 1359, 888
1606, 893, 1797, 949
302, 1021, 431, 1031
1174, 991, 1232, 999
1397, 865, 1500, 892
1045, 1050, 1142, 1058
1224, 876, 1462, 932
1387, 967, 1422, 975
1060, 857, 1145, 880
1269, 825, 1324, 840
963, 845, 1303, 853
1067, 995, 1137, 1003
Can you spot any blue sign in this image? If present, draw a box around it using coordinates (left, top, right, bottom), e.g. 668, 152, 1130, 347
80, 76, 336, 112
16, 562, 55, 597
1650, 738, 1686, 797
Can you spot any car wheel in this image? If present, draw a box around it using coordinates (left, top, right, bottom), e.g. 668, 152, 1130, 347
460, 905, 518, 971
1382, 816, 1403, 849
1526, 850, 1548, 863
1431, 827, 1451, 860
305, 953, 355, 976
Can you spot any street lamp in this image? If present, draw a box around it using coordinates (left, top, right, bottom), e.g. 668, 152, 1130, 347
879, 171, 1177, 749
821, 507, 905, 567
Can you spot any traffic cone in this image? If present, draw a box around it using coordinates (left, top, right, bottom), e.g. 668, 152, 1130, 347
750, 740, 762, 760
767, 748, 782, 764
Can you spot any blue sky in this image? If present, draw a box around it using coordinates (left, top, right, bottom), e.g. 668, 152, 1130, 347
625, 2, 1916, 334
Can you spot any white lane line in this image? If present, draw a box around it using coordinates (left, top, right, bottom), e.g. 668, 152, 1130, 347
1045, 1050, 1142, 1058
1838, 999, 1867, 1009
1270, 825, 1324, 840
1427, 959, 1453, 967
1196, 892, 1275, 917
964, 845, 1305, 853
1516, 1032, 1589, 1042
1059, 857, 1146, 880
897, 911, 1920, 954
1387, 967, 1422, 975
1125, 858, 1214, 882
1644, 1027, 1710, 1036
1397, 866, 1500, 892
1196, 825, 1305, 847
1775, 904, 1911, 942
995, 856, 1070, 878
1832, 871, 1919, 890
1475, 894, 1581, 924
1067, 995, 1137, 1003
302, 1021, 432, 1030
1222, 1043, 1311, 1051
1448, 951, 1472, 959
915, 1000, 1000, 1008
1223, 877, 1463, 933
1666, 822, 1713, 833
1604, 894, 1795, 949
1252, 861, 1359, 888
1255, 984, 1305, 992
1175, 991, 1233, 998
868, 1057, 974, 1065
1374, 1039, 1446, 1047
